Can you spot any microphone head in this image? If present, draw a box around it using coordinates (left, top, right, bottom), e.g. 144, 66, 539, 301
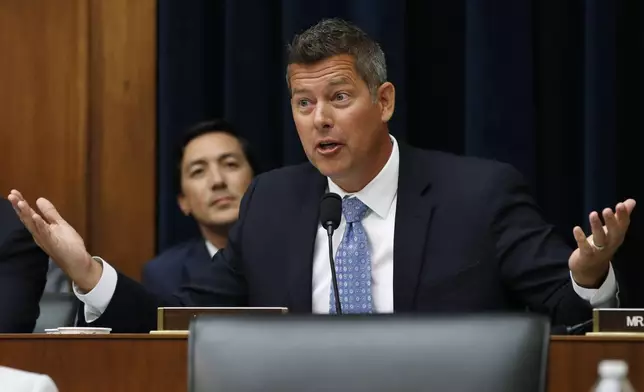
319, 192, 342, 231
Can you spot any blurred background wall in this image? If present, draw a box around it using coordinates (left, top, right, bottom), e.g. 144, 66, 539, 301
0, 0, 156, 280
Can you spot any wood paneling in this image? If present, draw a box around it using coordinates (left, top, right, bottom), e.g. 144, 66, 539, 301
0, 0, 89, 235
0, 0, 156, 279
549, 336, 644, 392
0, 335, 186, 392
87, 0, 156, 279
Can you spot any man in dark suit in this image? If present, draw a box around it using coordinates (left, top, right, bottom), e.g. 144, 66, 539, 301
142, 119, 257, 300
8, 18, 636, 333
142, 239, 212, 303
0, 198, 48, 332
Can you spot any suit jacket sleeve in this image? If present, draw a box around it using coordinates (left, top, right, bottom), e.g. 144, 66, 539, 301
140, 261, 166, 300
490, 165, 593, 326
0, 203, 48, 332
84, 180, 257, 333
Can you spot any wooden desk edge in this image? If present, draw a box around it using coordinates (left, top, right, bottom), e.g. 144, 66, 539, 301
552, 334, 644, 342
0, 334, 642, 342
0, 334, 187, 340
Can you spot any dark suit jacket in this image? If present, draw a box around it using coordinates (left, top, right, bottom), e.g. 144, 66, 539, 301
141, 239, 211, 302
88, 144, 596, 332
0, 199, 48, 332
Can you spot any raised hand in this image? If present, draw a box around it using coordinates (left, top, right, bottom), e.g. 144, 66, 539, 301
7, 190, 102, 292
569, 199, 636, 288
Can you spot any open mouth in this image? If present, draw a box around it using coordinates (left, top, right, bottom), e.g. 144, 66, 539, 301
317, 141, 343, 154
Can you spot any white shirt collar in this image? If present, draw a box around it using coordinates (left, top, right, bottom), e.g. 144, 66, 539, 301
327, 135, 399, 219
205, 240, 218, 258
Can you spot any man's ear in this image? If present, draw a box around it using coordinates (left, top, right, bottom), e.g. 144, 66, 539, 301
377, 82, 395, 122
177, 194, 190, 216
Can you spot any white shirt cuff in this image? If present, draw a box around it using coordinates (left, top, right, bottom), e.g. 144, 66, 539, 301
570, 263, 618, 308
72, 257, 118, 323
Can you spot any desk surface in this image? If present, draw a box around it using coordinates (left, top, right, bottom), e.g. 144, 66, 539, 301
0, 334, 642, 392
0, 334, 186, 339
0, 334, 187, 392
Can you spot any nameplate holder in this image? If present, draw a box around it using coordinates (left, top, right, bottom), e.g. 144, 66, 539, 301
156, 307, 288, 331
593, 308, 644, 333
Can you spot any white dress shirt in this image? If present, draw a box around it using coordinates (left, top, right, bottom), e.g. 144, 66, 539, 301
204, 240, 218, 258
311, 136, 399, 313
74, 135, 617, 322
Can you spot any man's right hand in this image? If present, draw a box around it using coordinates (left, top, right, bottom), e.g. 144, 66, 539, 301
7, 189, 102, 292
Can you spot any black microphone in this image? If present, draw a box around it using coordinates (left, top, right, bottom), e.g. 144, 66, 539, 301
551, 319, 593, 335
320, 192, 343, 315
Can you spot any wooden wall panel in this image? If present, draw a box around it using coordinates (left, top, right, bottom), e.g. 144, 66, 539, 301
87, 0, 157, 280
0, 0, 89, 236
0, 0, 156, 280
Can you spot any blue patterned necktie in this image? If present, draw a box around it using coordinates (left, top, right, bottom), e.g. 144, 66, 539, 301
329, 196, 373, 314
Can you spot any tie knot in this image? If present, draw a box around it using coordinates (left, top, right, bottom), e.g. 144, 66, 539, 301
342, 197, 369, 223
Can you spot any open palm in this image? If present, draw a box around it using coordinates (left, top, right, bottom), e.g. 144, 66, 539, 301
7, 190, 93, 280
568, 199, 636, 287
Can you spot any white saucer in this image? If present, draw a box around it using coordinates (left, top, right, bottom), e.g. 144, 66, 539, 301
56, 327, 112, 335
44, 328, 60, 334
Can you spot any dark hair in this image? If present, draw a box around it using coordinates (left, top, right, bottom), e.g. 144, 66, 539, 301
286, 18, 387, 98
173, 119, 260, 195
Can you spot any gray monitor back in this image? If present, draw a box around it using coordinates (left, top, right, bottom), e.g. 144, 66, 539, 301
189, 314, 550, 392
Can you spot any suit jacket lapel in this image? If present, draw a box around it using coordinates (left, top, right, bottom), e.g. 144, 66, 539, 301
286, 165, 327, 313
394, 144, 435, 312
184, 240, 211, 281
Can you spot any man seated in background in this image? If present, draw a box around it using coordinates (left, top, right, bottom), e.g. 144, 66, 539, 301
141, 119, 258, 300
0, 198, 48, 332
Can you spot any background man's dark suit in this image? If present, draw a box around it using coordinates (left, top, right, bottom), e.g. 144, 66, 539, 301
86, 144, 594, 332
141, 239, 211, 301
0, 199, 48, 332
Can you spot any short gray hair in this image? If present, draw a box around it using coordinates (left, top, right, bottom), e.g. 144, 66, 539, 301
286, 18, 387, 99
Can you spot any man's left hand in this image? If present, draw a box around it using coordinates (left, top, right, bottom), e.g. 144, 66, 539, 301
569, 199, 636, 288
